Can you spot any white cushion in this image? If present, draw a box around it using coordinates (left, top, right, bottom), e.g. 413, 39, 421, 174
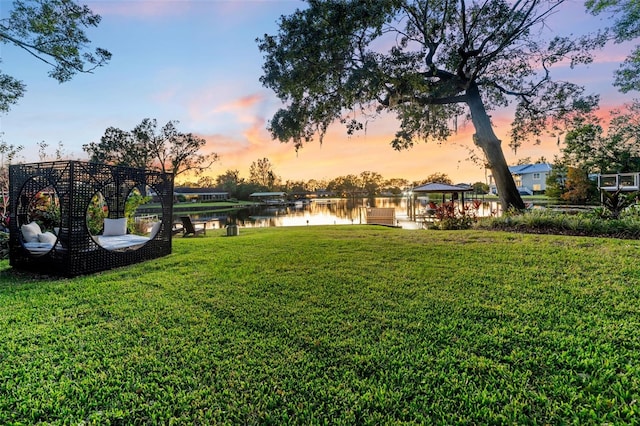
38, 231, 57, 245
97, 234, 149, 250
21, 222, 42, 243
149, 221, 162, 238
103, 218, 128, 236
23, 242, 54, 253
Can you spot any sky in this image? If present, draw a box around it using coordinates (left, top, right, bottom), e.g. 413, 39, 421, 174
0, 0, 637, 185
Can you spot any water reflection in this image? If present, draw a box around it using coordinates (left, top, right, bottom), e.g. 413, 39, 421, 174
238, 198, 368, 228
181, 197, 502, 229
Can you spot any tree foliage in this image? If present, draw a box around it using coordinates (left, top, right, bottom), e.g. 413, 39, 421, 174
83, 118, 219, 176
561, 166, 597, 205
423, 173, 453, 185
561, 101, 640, 174
327, 174, 363, 197
360, 171, 384, 196
0, 0, 111, 112
249, 158, 279, 189
471, 181, 489, 194
324, 171, 387, 197
216, 169, 243, 194
382, 177, 410, 195
586, 0, 640, 92
258, 0, 602, 210
545, 164, 566, 200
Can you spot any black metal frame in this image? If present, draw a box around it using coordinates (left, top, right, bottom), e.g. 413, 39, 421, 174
9, 161, 174, 276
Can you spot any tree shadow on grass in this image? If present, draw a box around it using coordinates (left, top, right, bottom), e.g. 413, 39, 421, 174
0, 266, 68, 285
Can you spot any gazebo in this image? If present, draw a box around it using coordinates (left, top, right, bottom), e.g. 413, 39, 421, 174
408, 182, 474, 220
9, 161, 174, 276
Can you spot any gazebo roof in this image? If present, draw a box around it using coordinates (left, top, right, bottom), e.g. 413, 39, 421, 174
412, 182, 473, 193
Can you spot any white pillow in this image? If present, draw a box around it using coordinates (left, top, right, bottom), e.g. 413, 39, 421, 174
103, 218, 127, 236
38, 231, 57, 245
149, 221, 162, 238
21, 222, 42, 243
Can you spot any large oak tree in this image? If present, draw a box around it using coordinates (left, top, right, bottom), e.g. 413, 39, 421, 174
0, 0, 111, 112
258, 0, 601, 210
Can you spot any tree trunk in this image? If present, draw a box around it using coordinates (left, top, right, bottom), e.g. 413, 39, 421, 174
466, 84, 525, 211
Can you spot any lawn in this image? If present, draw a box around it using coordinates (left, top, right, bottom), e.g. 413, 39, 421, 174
1, 226, 639, 424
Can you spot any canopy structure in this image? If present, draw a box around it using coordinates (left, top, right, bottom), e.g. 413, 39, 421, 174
412, 182, 473, 199
9, 161, 174, 276
408, 182, 474, 220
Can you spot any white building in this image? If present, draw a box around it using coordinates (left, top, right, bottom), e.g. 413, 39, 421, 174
489, 163, 552, 195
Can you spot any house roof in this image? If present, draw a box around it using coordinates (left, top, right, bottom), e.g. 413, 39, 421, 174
249, 192, 287, 197
174, 187, 228, 195
508, 163, 552, 175
412, 182, 473, 193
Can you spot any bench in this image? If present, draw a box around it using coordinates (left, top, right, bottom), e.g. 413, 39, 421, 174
366, 208, 396, 226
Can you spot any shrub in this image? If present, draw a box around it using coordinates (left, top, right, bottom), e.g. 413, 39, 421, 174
434, 200, 481, 230
477, 208, 640, 239
561, 167, 598, 204
601, 189, 637, 219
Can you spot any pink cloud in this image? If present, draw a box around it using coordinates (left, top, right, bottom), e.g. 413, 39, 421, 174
214, 94, 264, 114
184, 84, 267, 127
186, 77, 637, 186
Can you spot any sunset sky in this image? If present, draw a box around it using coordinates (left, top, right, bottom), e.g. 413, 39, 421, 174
0, 0, 636, 185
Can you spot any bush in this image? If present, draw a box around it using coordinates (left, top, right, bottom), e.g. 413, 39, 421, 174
477, 208, 640, 239
434, 200, 481, 230
601, 190, 637, 219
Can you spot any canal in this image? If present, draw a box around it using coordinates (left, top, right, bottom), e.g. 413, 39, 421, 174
185, 197, 502, 230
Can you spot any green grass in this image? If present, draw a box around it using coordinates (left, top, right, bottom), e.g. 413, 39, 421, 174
1, 226, 640, 424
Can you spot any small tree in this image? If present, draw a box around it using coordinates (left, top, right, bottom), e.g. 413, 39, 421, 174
472, 182, 489, 195
216, 169, 243, 197
360, 171, 383, 197
249, 158, 279, 190
545, 164, 566, 200
561, 167, 597, 205
84, 118, 219, 176
84, 127, 149, 169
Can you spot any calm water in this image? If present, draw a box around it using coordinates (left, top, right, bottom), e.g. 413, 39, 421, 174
189, 197, 501, 229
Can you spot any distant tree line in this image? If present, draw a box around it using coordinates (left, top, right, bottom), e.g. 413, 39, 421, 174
179, 160, 490, 201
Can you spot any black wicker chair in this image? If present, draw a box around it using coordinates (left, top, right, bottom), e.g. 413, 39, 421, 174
9, 161, 174, 276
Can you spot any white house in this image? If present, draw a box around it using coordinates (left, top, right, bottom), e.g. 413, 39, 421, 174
489, 163, 552, 195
